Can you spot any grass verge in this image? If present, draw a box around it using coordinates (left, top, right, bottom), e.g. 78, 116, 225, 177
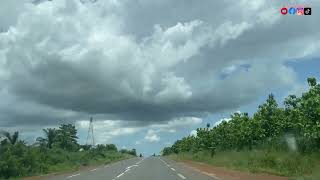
167, 150, 320, 180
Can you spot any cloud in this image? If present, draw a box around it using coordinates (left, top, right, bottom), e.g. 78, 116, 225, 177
73, 116, 202, 145
144, 130, 160, 142
190, 130, 197, 137
76, 120, 142, 144
0, 0, 30, 32
213, 110, 241, 127
0, 89, 81, 127
140, 116, 202, 143
149, 117, 202, 133
213, 111, 242, 127
0, 0, 319, 131
214, 118, 232, 127
284, 83, 309, 99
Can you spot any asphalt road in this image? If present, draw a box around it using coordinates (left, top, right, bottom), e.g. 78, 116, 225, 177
49, 157, 216, 180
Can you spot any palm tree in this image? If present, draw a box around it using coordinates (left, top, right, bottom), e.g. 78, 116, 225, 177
36, 128, 57, 149
0, 131, 19, 145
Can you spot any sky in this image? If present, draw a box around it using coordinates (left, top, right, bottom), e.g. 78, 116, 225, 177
0, 0, 319, 156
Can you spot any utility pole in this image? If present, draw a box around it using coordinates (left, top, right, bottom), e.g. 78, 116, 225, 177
86, 117, 95, 147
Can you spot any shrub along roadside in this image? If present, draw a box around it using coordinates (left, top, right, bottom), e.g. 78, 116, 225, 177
0, 125, 136, 179
0, 140, 135, 179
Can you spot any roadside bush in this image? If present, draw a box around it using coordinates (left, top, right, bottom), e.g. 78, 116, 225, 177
0, 125, 135, 179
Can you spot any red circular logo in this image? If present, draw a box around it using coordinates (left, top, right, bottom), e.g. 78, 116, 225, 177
281, 7, 288, 15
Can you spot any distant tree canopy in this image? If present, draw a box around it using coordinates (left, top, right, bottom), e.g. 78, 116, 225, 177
120, 148, 137, 156
0, 123, 137, 179
162, 77, 320, 156
106, 144, 118, 151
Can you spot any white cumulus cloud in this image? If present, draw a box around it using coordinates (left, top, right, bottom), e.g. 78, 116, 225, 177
144, 130, 160, 142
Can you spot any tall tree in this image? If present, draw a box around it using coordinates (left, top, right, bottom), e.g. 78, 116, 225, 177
0, 131, 19, 145
55, 124, 79, 151
254, 94, 282, 139
36, 128, 57, 149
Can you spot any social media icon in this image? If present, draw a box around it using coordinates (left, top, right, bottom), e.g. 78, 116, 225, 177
281, 7, 288, 15
289, 7, 296, 15
297, 7, 304, 15
304, 7, 312, 15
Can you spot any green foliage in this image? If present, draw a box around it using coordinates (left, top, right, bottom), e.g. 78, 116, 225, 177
1, 131, 20, 145
0, 124, 134, 179
169, 150, 320, 179
162, 77, 320, 178
105, 144, 118, 151
55, 124, 79, 151
36, 128, 57, 149
162, 147, 174, 156
119, 148, 137, 156
0, 142, 47, 178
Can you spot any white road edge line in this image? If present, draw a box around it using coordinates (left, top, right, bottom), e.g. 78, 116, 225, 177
204, 172, 221, 180
136, 158, 144, 164
67, 173, 80, 178
189, 166, 221, 180
159, 158, 169, 165
160, 158, 187, 179
116, 173, 125, 178
177, 173, 187, 179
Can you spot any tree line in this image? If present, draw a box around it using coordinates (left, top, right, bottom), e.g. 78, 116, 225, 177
162, 77, 320, 156
0, 123, 136, 179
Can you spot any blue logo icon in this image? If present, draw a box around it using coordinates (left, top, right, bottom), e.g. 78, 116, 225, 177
289, 7, 296, 15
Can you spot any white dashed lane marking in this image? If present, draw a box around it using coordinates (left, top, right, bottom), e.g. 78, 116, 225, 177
159, 158, 188, 179
116, 172, 124, 178
112, 159, 143, 180
126, 164, 139, 169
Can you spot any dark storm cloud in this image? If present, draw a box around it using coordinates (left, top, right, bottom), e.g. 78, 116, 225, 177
0, 0, 319, 128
